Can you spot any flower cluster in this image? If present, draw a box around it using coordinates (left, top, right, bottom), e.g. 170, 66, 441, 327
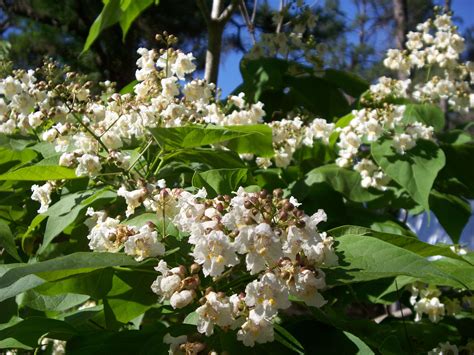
382, 12, 473, 112
145, 187, 337, 347
409, 283, 446, 323
246, 2, 322, 68
84, 208, 165, 261
1, 41, 267, 183
408, 283, 474, 324
428, 340, 474, 355
256, 116, 335, 169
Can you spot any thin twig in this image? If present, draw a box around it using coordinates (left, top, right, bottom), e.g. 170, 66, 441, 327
395, 279, 413, 354
276, 0, 285, 33
127, 139, 153, 173
239, 0, 256, 44
219, 0, 239, 22
250, 0, 258, 23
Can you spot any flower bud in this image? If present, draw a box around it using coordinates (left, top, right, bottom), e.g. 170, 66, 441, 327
189, 263, 201, 274
170, 290, 195, 309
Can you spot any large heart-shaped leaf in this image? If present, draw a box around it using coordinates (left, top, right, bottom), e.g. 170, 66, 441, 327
372, 138, 445, 211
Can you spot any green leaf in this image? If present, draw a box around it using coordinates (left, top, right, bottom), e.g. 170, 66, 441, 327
403, 104, 445, 132
343, 332, 375, 355
0, 219, 21, 261
105, 271, 157, 324
83, 0, 122, 52
238, 58, 352, 119
20, 291, 89, 312
328, 235, 466, 288
124, 213, 161, 227
118, 0, 156, 41
0, 253, 138, 301
34, 268, 115, 299
119, 79, 138, 94
274, 323, 305, 355
430, 190, 471, 243
372, 138, 445, 211
66, 325, 167, 355
0, 165, 78, 180
83, 0, 156, 51
0, 317, 77, 350
439, 142, 474, 194
40, 188, 116, 253
0, 275, 45, 303
329, 225, 468, 262
192, 168, 249, 196
285, 75, 350, 119
430, 257, 474, 290
149, 124, 273, 157
304, 164, 382, 202
0, 147, 37, 174
224, 124, 274, 158
183, 311, 198, 325
165, 148, 246, 169
323, 69, 369, 98
239, 57, 288, 102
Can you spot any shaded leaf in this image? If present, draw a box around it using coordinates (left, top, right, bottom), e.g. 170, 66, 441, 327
304, 164, 382, 202
0, 219, 21, 261
372, 138, 445, 211
192, 168, 248, 196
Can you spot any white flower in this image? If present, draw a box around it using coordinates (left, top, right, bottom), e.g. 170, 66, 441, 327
31, 182, 53, 213
123, 224, 165, 261
42, 128, 58, 142
191, 230, 239, 277
117, 185, 146, 217
229, 93, 246, 109
85, 212, 121, 252
414, 296, 445, 323
101, 132, 123, 150
151, 261, 182, 299
75, 154, 101, 176
173, 189, 207, 233
73, 132, 98, 154
236, 223, 283, 275
237, 310, 274, 347
183, 80, 214, 103
161, 77, 179, 98
291, 268, 327, 307
428, 341, 459, 355
163, 333, 187, 355
171, 52, 196, 79
393, 133, 416, 154
256, 157, 272, 169
305, 118, 335, 144
244, 273, 290, 320
0, 76, 21, 99
27, 111, 43, 128
195, 292, 235, 336
59, 152, 75, 167
170, 290, 195, 309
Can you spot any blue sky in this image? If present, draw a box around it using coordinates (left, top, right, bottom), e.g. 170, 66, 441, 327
217, 0, 474, 95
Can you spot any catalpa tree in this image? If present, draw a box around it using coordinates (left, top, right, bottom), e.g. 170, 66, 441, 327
0, 1, 473, 354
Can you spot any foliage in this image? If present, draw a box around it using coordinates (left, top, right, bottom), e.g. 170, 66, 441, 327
0, 5, 473, 355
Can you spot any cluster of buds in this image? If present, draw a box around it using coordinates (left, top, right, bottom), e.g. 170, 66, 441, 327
151, 260, 201, 309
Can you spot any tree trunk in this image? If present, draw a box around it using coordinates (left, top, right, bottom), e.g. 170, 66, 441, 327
393, 0, 407, 51
392, 0, 408, 79
201, 0, 237, 86
205, 20, 224, 85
